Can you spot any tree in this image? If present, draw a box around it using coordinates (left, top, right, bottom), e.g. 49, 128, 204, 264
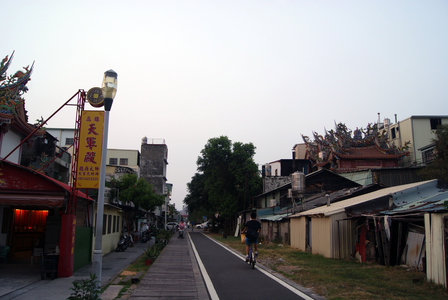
107, 173, 164, 232
184, 136, 262, 228
108, 173, 164, 211
418, 125, 448, 184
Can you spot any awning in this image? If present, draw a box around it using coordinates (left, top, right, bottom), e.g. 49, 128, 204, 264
0, 194, 64, 207
0, 160, 93, 204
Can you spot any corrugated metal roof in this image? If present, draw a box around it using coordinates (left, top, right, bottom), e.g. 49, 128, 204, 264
290, 180, 437, 218
384, 188, 448, 215
391, 181, 444, 206
259, 213, 289, 222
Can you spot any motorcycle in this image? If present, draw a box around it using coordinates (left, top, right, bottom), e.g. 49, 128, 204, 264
141, 230, 151, 243
115, 233, 130, 252
178, 228, 184, 239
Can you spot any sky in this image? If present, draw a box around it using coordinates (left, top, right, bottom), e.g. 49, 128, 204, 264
4, 0, 448, 210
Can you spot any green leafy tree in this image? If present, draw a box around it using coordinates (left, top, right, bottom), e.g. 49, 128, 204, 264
185, 136, 262, 229
106, 174, 164, 231
184, 173, 214, 222
116, 173, 164, 211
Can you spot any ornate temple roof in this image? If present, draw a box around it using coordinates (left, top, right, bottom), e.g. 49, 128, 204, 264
0, 52, 44, 138
336, 145, 408, 160
302, 122, 409, 172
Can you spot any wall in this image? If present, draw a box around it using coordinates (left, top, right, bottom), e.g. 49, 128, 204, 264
46, 128, 75, 183
106, 149, 140, 176
384, 116, 448, 167
290, 217, 306, 250
140, 143, 168, 195
331, 214, 355, 259
293, 144, 307, 159
0, 129, 21, 163
263, 176, 290, 194
93, 204, 122, 255
262, 220, 290, 244
310, 216, 332, 258
425, 213, 447, 288
0, 206, 5, 246
296, 212, 354, 259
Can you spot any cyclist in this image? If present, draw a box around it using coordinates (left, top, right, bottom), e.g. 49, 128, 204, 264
242, 212, 261, 262
178, 220, 185, 238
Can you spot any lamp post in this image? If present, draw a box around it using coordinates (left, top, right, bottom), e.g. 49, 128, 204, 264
92, 69, 117, 286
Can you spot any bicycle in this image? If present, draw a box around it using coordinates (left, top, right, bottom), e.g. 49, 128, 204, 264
248, 242, 256, 269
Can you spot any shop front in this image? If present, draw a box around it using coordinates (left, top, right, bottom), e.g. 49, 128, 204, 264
0, 160, 93, 276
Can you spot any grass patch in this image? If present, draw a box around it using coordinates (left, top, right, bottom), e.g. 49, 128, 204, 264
210, 233, 447, 300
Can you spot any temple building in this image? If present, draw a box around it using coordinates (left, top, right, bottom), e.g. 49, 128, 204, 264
302, 122, 410, 173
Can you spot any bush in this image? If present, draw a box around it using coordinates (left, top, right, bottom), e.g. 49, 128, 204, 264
67, 273, 100, 300
155, 229, 172, 245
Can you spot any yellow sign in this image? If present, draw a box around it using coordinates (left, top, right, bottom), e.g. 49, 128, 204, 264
76, 111, 104, 189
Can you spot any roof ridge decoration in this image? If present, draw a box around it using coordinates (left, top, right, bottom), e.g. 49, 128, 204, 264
0, 52, 34, 121
302, 122, 410, 172
0, 52, 43, 139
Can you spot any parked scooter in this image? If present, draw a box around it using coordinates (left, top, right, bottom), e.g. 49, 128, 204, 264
115, 233, 130, 252
141, 229, 151, 243
128, 233, 134, 247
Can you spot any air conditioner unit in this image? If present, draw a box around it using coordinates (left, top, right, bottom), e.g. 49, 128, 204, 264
270, 199, 276, 207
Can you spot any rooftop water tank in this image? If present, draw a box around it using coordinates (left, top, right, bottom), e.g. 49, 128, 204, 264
291, 172, 305, 193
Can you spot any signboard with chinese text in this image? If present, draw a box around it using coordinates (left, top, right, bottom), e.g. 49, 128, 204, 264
76, 111, 104, 189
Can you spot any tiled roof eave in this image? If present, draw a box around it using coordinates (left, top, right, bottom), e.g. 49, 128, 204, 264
337, 154, 406, 159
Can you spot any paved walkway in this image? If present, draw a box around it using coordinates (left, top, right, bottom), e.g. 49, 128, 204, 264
126, 231, 208, 299
1, 230, 318, 299
0, 239, 150, 300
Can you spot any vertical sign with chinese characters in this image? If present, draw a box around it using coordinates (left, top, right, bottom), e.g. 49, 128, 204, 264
76, 111, 105, 189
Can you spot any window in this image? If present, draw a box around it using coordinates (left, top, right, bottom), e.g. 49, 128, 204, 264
109, 158, 118, 165
113, 216, 116, 233
116, 216, 120, 232
102, 214, 107, 235
430, 118, 441, 130
391, 128, 396, 139
107, 215, 112, 234
422, 148, 435, 165
65, 138, 74, 145
119, 158, 128, 165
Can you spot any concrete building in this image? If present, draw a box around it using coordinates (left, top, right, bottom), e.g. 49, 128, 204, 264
140, 137, 168, 195
140, 137, 169, 226
106, 149, 140, 177
380, 115, 448, 167
46, 128, 76, 184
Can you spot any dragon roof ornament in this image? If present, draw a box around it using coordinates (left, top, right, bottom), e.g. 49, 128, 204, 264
0, 52, 34, 124
0, 52, 42, 141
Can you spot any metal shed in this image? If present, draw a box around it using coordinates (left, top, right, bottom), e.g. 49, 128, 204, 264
289, 180, 437, 259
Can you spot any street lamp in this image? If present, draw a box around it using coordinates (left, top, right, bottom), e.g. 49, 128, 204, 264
92, 69, 117, 287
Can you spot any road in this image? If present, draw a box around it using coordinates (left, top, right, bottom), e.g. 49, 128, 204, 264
189, 232, 320, 300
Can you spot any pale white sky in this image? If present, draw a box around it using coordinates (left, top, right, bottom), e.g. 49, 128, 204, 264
4, 0, 448, 210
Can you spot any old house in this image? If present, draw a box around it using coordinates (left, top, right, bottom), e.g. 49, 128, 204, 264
254, 168, 361, 244
289, 179, 448, 291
